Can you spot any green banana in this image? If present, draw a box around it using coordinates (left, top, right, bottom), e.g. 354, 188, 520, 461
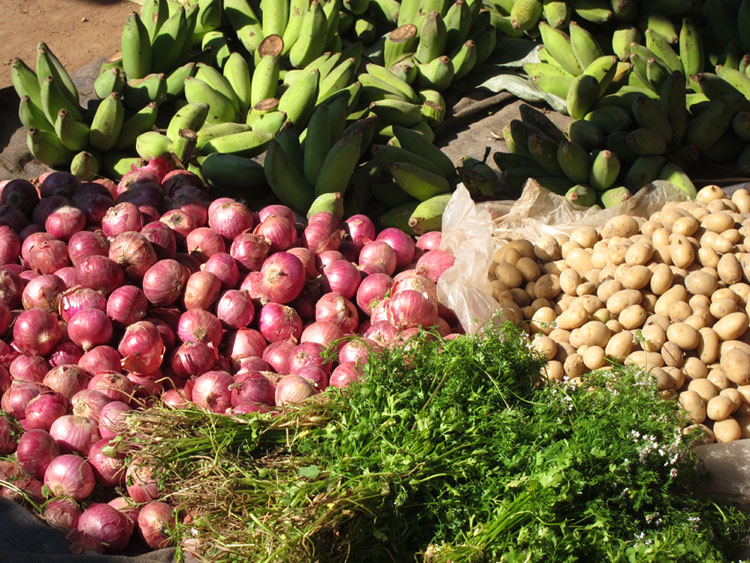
686, 93, 745, 152
167, 102, 209, 142
733, 111, 750, 142
420, 100, 446, 128
54, 109, 90, 152
378, 202, 419, 235
542, 0, 569, 28
569, 21, 604, 70
384, 24, 419, 68
659, 70, 687, 144
510, 0, 542, 32
699, 132, 744, 163
527, 131, 564, 175
201, 130, 274, 157
691, 72, 742, 100
584, 106, 631, 133
179, 3, 200, 66
493, 151, 535, 170
140, 0, 168, 42
166, 62, 196, 99
36, 43, 79, 107
307, 191, 345, 219
567, 119, 604, 151
18, 96, 54, 134
390, 161, 452, 200
625, 128, 667, 155
289, 0, 327, 68
450, 40, 478, 81
201, 31, 232, 69
557, 140, 591, 183
260, 0, 289, 37
527, 69, 575, 99
415, 55, 455, 91
371, 181, 417, 207
135, 131, 173, 160
397, 0, 421, 26
582, 55, 619, 96
184, 76, 237, 124
415, 10, 447, 64
473, 23, 498, 67
641, 11, 678, 44
89, 92, 124, 152
322, 0, 342, 50
200, 153, 267, 194
366, 64, 418, 102
658, 162, 696, 199
459, 155, 498, 197
69, 151, 100, 181
326, 96, 349, 142
371, 144, 442, 177
566, 74, 599, 119
715, 65, 750, 99
282, 0, 311, 56
318, 57, 357, 103
40, 75, 82, 124
393, 124, 456, 178
27, 128, 74, 168
223, 52, 252, 116
600, 186, 632, 207
195, 63, 240, 114
565, 183, 598, 206
11, 58, 42, 109
632, 95, 672, 144
354, 17, 377, 44
277, 68, 320, 126
679, 17, 703, 78
197, 122, 252, 151
408, 193, 452, 234
604, 131, 638, 162
114, 101, 159, 150
537, 22, 582, 76
151, 5, 187, 73
94, 67, 126, 100
589, 149, 620, 191
644, 29, 682, 74
193, 0, 223, 40
443, 0, 472, 52
251, 110, 287, 135
570, 0, 612, 24
611, 26, 640, 61
303, 104, 333, 184
172, 128, 198, 164
264, 136, 315, 212
123, 73, 167, 109
314, 128, 365, 195
250, 55, 280, 109
504, 119, 534, 157
369, 99, 423, 127
121, 12, 152, 79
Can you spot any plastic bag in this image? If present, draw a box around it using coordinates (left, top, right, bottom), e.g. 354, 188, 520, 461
438, 179, 689, 333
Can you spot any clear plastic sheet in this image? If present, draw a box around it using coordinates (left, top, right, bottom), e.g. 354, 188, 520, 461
438, 179, 689, 333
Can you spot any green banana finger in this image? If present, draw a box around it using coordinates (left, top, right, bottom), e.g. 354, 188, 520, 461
201, 129, 274, 157
314, 128, 365, 195
18, 95, 54, 134
223, 52, 252, 116
569, 21, 604, 70
390, 161, 452, 201
27, 127, 74, 168
369, 99, 423, 127
565, 183, 598, 206
184, 76, 238, 124
538, 22, 582, 76
11, 58, 42, 109
589, 149, 620, 191
600, 185, 632, 208
302, 103, 333, 185
89, 92, 124, 152
557, 140, 591, 184
566, 74, 599, 119
114, 101, 159, 150
55, 109, 90, 152
200, 152, 267, 195
265, 137, 315, 212
37, 43, 79, 107
167, 102, 210, 142
658, 161, 696, 200
408, 193, 452, 234
393, 124, 456, 178
69, 151, 100, 181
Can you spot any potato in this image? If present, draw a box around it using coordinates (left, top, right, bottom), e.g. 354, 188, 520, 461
668, 301, 693, 323
697, 246, 720, 269
696, 184, 726, 204
713, 312, 749, 341
494, 263, 524, 288
510, 288, 531, 307
561, 239, 582, 260
615, 264, 652, 290
506, 239, 535, 259
591, 249, 610, 269
619, 304, 648, 330
672, 215, 700, 236
534, 274, 561, 300
654, 285, 688, 316
556, 294, 575, 312
688, 378, 719, 402
652, 227, 671, 248
606, 319, 622, 333
679, 390, 707, 424
644, 314, 670, 331
598, 263, 617, 281
720, 347, 750, 385
524, 282, 537, 301
605, 331, 634, 358
717, 253, 743, 284
701, 230, 734, 254
664, 366, 685, 390
641, 220, 662, 236
713, 417, 742, 442
556, 306, 590, 330
684, 314, 707, 330
722, 228, 742, 245
601, 215, 639, 238
559, 268, 581, 296
706, 199, 732, 213
698, 327, 720, 364
563, 353, 586, 378
532, 336, 557, 360
578, 320, 611, 348
576, 282, 596, 296
530, 307, 556, 335
666, 322, 700, 350
719, 388, 742, 411
607, 289, 642, 315
548, 328, 571, 343
565, 248, 594, 275
625, 350, 664, 369
684, 270, 718, 296
597, 279, 622, 303
641, 324, 667, 352
582, 346, 606, 370
660, 207, 688, 231
541, 260, 566, 276
709, 299, 739, 319
516, 256, 541, 282
707, 396, 734, 421
707, 368, 731, 390
661, 341, 684, 368
669, 236, 695, 268
649, 366, 674, 391
542, 360, 564, 382
737, 385, 750, 405
577, 295, 604, 315
570, 226, 599, 248
682, 357, 708, 381
730, 283, 750, 304
534, 235, 561, 261
607, 237, 632, 265
701, 211, 734, 233
647, 264, 673, 296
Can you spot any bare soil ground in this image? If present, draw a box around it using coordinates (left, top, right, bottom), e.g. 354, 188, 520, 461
0, 0, 134, 88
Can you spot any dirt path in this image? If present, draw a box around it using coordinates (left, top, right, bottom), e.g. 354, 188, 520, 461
0, 0, 134, 88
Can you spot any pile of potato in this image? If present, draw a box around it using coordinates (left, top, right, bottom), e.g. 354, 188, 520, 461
488, 185, 750, 444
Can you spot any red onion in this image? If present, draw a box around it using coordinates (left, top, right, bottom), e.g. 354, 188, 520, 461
160, 209, 196, 242
98, 401, 132, 440
51, 266, 73, 289
316, 250, 345, 270
191, 370, 233, 413
203, 252, 240, 290
43, 364, 91, 401
17, 429, 59, 479
78, 193, 115, 226
338, 338, 378, 366
74, 255, 124, 295
20, 275, 64, 312
344, 214, 376, 248
262, 340, 296, 373
260, 252, 305, 304
138, 501, 175, 550
289, 342, 331, 375
170, 341, 216, 378
315, 292, 359, 333
287, 247, 318, 279
416, 231, 441, 250
0, 365, 11, 395
363, 320, 399, 347
118, 321, 165, 374
308, 210, 338, 226
145, 313, 178, 353
175, 252, 202, 273
79, 346, 121, 375
416, 249, 455, 283
49, 414, 100, 455
1, 178, 39, 216
108, 496, 139, 538
13, 309, 62, 355
32, 195, 68, 226
230, 403, 273, 414
162, 168, 204, 195
329, 361, 361, 388
40, 171, 80, 198
338, 239, 360, 262
392, 270, 439, 303
59, 287, 107, 323
78, 502, 132, 551
24, 391, 68, 431
274, 374, 314, 405
49, 342, 85, 368
216, 290, 255, 329
387, 289, 438, 329
1, 381, 43, 418
230, 233, 271, 272
258, 204, 296, 224
141, 221, 177, 260
289, 286, 317, 322
0, 415, 18, 455
71, 388, 111, 420
116, 178, 163, 205
0, 267, 24, 308
29, 239, 70, 274
0, 203, 29, 232
253, 215, 297, 252
224, 328, 267, 363
230, 371, 275, 407
208, 199, 254, 239
303, 220, 341, 254
44, 497, 82, 530
355, 273, 392, 316
295, 364, 328, 391
142, 259, 189, 306
300, 321, 345, 350
106, 286, 148, 327
68, 309, 113, 352
358, 240, 398, 276
258, 303, 302, 343
376, 228, 416, 269
22, 231, 55, 266
0, 459, 43, 502
45, 205, 86, 241
0, 300, 9, 336
322, 259, 361, 299
186, 227, 225, 261
0, 226, 21, 266
87, 439, 127, 488
88, 372, 134, 403
239, 271, 265, 306
101, 202, 142, 238
183, 271, 222, 310
177, 309, 223, 349
237, 356, 270, 373
162, 389, 189, 409
108, 231, 157, 280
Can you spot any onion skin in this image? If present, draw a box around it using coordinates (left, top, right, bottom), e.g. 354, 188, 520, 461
137, 501, 175, 550
67, 309, 113, 352
118, 321, 165, 375
142, 259, 189, 307
87, 439, 127, 488
208, 199, 254, 240
79, 346, 122, 375
108, 231, 157, 281
260, 252, 305, 304
98, 401, 132, 441
16, 428, 59, 479
29, 239, 70, 275
141, 221, 177, 260
73, 255, 125, 296
321, 260, 361, 300
44, 454, 95, 501
78, 502, 132, 552
183, 271, 222, 310
186, 227, 225, 262
274, 374, 315, 405
177, 309, 223, 350
0, 226, 21, 266
216, 290, 255, 329
102, 202, 143, 238
258, 303, 303, 343
253, 215, 297, 252
14, 309, 63, 355
49, 414, 100, 456
224, 328, 266, 363
0, 415, 17, 455
106, 286, 149, 327
315, 292, 359, 333
344, 214, 376, 248
21, 274, 66, 312
125, 458, 160, 504
329, 361, 361, 388
43, 497, 82, 530
1, 381, 44, 419
230, 371, 275, 407
230, 233, 271, 273
191, 370, 234, 413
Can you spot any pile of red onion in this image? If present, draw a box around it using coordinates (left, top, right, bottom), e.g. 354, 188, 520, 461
0, 160, 458, 554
